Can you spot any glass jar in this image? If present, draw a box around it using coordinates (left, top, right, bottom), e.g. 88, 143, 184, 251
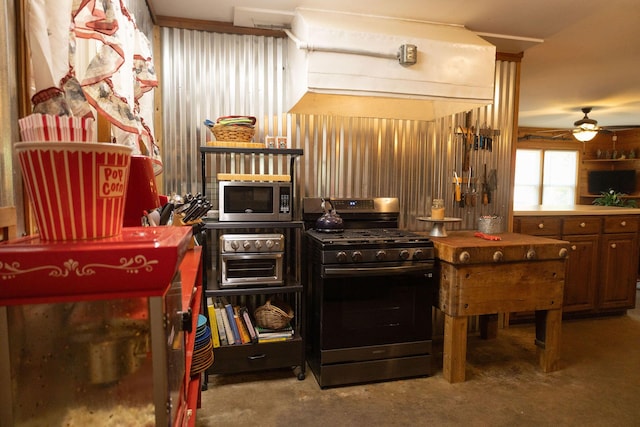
431, 198, 445, 220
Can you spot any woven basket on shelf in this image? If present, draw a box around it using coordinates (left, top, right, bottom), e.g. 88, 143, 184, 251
211, 124, 255, 142
254, 299, 294, 330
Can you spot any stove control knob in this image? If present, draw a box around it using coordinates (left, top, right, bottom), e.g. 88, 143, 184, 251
336, 251, 348, 262
254, 240, 263, 250
413, 249, 425, 260
493, 251, 504, 262
399, 250, 410, 260
375, 250, 387, 261
243, 240, 251, 250
351, 251, 363, 262
265, 239, 275, 249
230, 240, 240, 251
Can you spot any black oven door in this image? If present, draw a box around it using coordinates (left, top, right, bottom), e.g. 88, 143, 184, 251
317, 263, 434, 350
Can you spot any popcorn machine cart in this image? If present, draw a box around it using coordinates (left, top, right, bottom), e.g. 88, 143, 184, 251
0, 227, 203, 427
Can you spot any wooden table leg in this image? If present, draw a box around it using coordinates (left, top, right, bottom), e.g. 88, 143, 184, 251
535, 308, 562, 372
479, 313, 498, 339
443, 314, 468, 383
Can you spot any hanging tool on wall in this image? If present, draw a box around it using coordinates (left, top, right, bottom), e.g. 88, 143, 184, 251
454, 171, 463, 207
462, 127, 472, 171
465, 166, 476, 207
488, 168, 498, 202
482, 164, 490, 205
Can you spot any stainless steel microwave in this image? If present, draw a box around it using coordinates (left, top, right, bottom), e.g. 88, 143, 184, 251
218, 181, 292, 222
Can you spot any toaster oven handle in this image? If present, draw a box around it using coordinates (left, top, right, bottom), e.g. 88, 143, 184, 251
321, 263, 434, 278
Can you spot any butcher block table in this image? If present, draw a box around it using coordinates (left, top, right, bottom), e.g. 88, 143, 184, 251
430, 231, 569, 383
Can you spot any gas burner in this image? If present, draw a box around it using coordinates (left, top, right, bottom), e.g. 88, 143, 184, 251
306, 228, 431, 245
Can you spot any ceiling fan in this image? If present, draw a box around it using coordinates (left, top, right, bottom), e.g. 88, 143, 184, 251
532, 107, 639, 141
572, 107, 599, 142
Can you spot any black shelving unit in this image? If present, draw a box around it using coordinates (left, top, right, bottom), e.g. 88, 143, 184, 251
199, 146, 305, 381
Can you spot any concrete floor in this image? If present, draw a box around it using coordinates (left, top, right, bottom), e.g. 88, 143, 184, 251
197, 291, 640, 427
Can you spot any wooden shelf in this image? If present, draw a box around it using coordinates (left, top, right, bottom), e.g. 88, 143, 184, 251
583, 158, 639, 162
581, 194, 640, 198
199, 146, 303, 156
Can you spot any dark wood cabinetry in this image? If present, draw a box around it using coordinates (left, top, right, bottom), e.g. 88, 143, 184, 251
561, 217, 601, 314
599, 216, 639, 310
562, 234, 599, 313
513, 213, 639, 318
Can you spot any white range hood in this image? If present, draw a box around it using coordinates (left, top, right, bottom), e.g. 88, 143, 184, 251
286, 9, 497, 121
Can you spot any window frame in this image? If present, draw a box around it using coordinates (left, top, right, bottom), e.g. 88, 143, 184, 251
515, 139, 581, 206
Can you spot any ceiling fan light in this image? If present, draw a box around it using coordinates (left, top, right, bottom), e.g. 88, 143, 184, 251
573, 128, 598, 142
578, 122, 598, 131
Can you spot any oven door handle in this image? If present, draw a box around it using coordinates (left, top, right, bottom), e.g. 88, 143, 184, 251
321, 263, 434, 278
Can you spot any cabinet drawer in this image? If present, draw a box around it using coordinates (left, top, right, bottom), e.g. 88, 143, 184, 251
207, 337, 303, 374
562, 217, 601, 235
515, 217, 562, 236
603, 216, 639, 233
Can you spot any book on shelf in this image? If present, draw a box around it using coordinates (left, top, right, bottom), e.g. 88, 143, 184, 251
221, 297, 242, 344
255, 324, 294, 342
216, 299, 235, 345
222, 297, 242, 344
257, 336, 292, 343
234, 306, 251, 344
213, 302, 228, 346
240, 306, 258, 343
206, 298, 221, 348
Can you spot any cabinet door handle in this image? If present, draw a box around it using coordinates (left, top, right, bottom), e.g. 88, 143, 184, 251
538, 223, 544, 229
571, 245, 577, 251
620, 221, 627, 227
611, 243, 617, 249
580, 222, 586, 228
248, 354, 267, 360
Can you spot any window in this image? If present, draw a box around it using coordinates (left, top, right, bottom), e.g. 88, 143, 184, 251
514, 149, 578, 206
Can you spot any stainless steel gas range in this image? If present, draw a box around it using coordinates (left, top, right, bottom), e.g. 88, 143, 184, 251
302, 197, 436, 388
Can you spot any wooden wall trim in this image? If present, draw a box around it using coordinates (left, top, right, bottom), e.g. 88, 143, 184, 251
155, 16, 286, 37
153, 25, 164, 194
16, 0, 35, 235
497, 51, 523, 62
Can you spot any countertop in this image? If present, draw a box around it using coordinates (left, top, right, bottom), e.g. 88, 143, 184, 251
428, 231, 569, 265
513, 204, 640, 216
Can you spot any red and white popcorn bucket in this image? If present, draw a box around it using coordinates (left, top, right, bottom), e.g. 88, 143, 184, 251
15, 142, 132, 240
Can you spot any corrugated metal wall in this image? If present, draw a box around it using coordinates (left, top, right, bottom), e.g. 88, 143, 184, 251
160, 28, 517, 231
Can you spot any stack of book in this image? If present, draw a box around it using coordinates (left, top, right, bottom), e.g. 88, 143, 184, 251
255, 324, 294, 343
207, 297, 294, 346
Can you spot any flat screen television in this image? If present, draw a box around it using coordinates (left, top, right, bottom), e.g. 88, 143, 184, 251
587, 169, 637, 194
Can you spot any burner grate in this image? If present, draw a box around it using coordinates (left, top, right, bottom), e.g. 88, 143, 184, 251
306, 228, 432, 246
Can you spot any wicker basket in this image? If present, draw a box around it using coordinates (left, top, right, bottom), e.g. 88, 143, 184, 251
254, 299, 294, 330
211, 124, 255, 142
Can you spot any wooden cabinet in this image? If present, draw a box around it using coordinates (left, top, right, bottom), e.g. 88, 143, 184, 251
563, 234, 599, 313
561, 216, 600, 314
599, 216, 639, 310
513, 216, 561, 238
514, 213, 639, 318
